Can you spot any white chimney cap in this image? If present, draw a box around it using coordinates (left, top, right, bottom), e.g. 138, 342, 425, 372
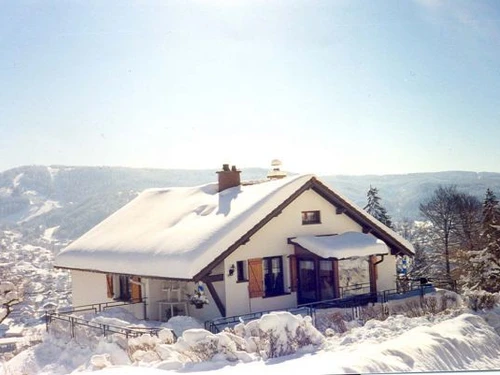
271, 159, 282, 167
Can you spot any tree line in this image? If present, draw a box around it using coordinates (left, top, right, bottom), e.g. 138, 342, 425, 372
364, 185, 500, 293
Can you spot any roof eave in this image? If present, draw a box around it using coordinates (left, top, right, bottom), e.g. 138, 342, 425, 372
54, 264, 193, 282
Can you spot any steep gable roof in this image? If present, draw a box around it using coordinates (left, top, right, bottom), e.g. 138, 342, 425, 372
55, 174, 414, 280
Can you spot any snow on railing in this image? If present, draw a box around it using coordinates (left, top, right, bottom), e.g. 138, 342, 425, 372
44, 298, 164, 340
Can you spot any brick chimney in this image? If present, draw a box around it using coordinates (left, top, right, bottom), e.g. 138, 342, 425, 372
217, 164, 241, 192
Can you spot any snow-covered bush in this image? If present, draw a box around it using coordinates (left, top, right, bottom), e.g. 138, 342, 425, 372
441, 291, 461, 311
128, 334, 161, 362
315, 310, 350, 334
235, 312, 325, 359
388, 291, 462, 318
360, 304, 389, 323
464, 290, 498, 311
172, 328, 248, 362
389, 298, 424, 318
127, 328, 176, 362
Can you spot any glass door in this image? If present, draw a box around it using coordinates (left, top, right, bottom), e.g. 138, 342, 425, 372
297, 259, 317, 305
319, 260, 335, 300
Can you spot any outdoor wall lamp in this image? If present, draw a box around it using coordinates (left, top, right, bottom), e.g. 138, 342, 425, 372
228, 264, 235, 277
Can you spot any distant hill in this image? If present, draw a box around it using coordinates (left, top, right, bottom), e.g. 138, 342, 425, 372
321, 171, 500, 221
1, 165, 500, 242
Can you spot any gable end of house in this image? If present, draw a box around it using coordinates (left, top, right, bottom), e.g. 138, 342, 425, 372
193, 176, 413, 281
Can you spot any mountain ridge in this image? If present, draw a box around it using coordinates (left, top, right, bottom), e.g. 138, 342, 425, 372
2, 165, 500, 242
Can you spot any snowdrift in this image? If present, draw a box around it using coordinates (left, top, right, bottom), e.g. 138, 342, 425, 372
4, 310, 500, 374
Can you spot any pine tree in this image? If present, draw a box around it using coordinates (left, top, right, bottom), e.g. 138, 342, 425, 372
468, 189, 500, 291
364, 185, 393, 228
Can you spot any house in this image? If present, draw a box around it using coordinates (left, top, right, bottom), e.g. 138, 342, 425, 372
55, 164, 414, 323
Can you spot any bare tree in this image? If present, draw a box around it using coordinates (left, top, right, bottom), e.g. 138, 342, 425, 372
0, 281, 21, 324
419, 186, 461, 280
419, 186, 482, 288
454, 192, 482, 251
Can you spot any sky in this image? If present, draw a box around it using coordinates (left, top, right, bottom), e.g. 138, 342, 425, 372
1, 0, 500, 176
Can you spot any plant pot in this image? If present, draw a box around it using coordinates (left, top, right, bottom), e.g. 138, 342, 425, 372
194, 303, 204, 309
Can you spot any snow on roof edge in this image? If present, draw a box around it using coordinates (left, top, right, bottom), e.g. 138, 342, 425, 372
290, 232, 389, 259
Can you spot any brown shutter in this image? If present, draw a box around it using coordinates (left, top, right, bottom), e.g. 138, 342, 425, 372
369, 256, 377, 294
106, 274, 114, 298
131, 276, 142, 302
248, 258, 264, 298
289, 255, 298, 292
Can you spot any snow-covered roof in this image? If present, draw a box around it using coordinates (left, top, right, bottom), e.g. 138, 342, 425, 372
55, 175, 314, 279
289, 232, 389, 259
56, 173, 413, 280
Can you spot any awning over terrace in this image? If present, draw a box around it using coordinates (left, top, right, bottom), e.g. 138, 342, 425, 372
289, 232, 389, 259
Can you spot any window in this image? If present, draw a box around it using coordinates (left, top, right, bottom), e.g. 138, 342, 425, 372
263, 256, 285, 296
106, 274, 142, 302
302, 210, 321, 225
236, 260, 248, 282
118, 275, 131, 300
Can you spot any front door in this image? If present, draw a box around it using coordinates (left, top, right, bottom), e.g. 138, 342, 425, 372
297, 259, 317, 305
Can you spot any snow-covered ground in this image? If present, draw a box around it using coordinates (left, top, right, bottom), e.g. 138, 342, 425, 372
2, 227, 500, 374
4, 300, 500, 374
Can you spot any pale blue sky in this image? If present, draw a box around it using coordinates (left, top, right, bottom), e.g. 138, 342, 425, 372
1, 0, 500, 175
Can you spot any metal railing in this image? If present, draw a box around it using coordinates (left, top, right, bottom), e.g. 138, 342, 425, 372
205, 306, 313, 333
339, 282, 372, 298
380, 283, 436, 303
46, 312, 163, 339
52, 298, 145, 316
45, 298, 162, 339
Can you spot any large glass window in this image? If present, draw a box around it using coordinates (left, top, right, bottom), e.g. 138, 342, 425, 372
263, 256, 285, 296
338, 257, 370, 297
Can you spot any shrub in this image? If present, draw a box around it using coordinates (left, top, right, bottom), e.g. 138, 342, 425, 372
464, 290, 498, 311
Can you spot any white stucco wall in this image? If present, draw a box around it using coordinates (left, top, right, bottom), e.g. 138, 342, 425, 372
71, 270, 145, 319
376, 254, 398, 291
224, 188, 363, 317
71, 270, 109, 306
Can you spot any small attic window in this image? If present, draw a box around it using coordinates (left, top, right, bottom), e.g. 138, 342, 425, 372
302, 210, 321, 225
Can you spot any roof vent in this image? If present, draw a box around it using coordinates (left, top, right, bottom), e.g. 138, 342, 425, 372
267, 159, 287, 180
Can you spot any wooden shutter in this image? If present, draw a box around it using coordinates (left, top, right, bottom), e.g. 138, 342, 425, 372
248, 258, 264, 298
131, 276, 142, 302
369, 256, 377, 294
289, 255, 298, 292
106, 274, 114, 298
